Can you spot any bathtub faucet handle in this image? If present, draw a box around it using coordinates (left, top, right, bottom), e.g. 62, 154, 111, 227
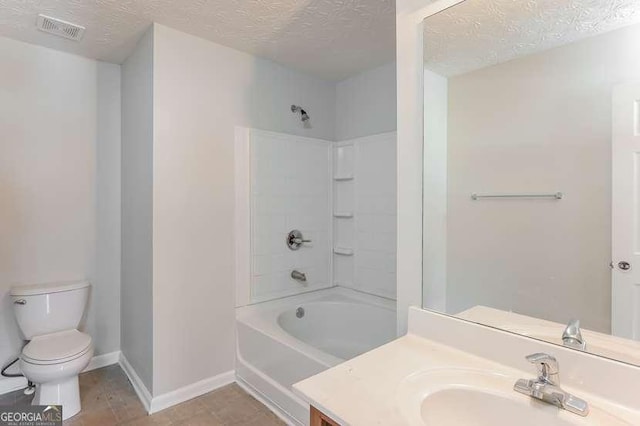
292, 237, 312, 244
287, 230, 311, 250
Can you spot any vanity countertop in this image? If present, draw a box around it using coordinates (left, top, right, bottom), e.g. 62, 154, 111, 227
293, 326, 640, 426
293, 334, 477, 425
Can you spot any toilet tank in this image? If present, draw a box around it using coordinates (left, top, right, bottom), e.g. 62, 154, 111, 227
11, 281, 90, 339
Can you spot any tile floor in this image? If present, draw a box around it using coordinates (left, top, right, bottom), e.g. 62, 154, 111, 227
0, 365, 285, 425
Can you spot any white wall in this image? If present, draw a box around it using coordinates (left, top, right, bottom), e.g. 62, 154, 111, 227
422, 69, 448, 311
94, 62, 122, 356
152, 24, 336, 395
335, 62, 397, 141
444, 24, 640, 333
0, 36, 121, 388
121, 27, 154, 392
352, 133, 397, 299
250, 131, 331, 303
396, 0, 454, 334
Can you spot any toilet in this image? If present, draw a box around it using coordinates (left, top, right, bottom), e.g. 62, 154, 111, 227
11, 281, 94, 420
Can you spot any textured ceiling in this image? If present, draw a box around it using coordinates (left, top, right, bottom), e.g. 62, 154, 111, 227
0, 0, 396, 81
424, 0, 640, 77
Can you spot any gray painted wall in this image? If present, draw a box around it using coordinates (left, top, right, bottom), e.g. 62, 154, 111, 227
121, 27, 154, 392
0, 36, 121, 392
445, 24, 640, 332
335, 62, 397, 141
152, 23, 338, 395
95, 61, 122, 357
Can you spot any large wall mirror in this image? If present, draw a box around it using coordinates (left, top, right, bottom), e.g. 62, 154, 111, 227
422, 0, 640, 366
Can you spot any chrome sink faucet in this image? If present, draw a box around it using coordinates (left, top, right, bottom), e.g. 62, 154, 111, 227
514, 353, 589, 417
562, 319, 586, 350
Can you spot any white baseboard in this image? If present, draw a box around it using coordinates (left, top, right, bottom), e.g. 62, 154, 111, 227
0, 376, 27, 396
149, 370, 235, 414
118, 354, 235, 414
3, 348, 234, 418
83, 351, 120, 373
1, 350, 121, 396
118, 353, 152, 413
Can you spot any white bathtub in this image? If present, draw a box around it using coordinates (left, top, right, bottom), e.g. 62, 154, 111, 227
235, 287, 396, 425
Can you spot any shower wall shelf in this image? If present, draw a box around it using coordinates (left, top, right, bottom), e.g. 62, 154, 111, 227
333, 143, 355, 288
333, 212, 354, 218
333, 175, 354, 181
333, 247, 354, 256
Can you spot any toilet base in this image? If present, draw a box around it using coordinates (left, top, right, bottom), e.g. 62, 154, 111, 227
32, 376, 81, 420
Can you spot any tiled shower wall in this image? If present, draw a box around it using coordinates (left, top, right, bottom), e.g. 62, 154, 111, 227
333, 132, 397, 300
250, 130, 396, 303
250, 130, 332, 302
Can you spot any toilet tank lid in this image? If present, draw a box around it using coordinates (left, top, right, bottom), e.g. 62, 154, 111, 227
10, 280, 90, 296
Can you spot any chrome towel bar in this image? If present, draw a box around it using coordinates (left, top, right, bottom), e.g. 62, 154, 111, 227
471, 192, 563, 200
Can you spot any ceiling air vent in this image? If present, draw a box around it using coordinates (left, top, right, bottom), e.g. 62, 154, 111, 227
36, 14, 85, 41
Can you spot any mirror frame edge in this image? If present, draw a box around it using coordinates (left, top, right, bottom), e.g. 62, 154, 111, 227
396, 0, 467, 335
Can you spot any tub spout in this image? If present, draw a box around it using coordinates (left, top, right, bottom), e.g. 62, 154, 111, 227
291, 270, 307, 283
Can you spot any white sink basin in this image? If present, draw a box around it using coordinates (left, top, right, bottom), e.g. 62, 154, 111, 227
422, 388, 577, 426
396, 369, 632, 426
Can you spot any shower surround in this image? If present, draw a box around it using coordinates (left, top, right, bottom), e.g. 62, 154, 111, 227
235, 128, 397, 306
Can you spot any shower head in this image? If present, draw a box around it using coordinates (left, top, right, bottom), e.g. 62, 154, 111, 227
291, 105, 310, 122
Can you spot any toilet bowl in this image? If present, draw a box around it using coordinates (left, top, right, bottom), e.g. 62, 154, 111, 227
20, 330, 93, 419
11, 281, 93, 420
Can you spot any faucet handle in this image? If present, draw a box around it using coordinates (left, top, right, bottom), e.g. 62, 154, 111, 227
526, 353, 560, 385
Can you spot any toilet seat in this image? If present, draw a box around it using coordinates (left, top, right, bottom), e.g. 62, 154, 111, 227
22, 329, 92, 365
